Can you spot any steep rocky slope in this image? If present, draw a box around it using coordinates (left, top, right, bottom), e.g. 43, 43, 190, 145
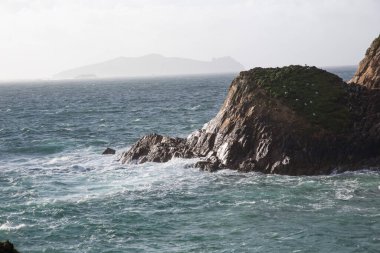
349, 34, 380, 89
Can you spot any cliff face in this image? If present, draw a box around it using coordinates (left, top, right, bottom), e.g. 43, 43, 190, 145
120, 36, 380, 176
349, 34, 380, 89
187, 67, 353, 175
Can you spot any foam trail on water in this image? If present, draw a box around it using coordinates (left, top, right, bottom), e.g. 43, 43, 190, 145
0, 221, 26, 231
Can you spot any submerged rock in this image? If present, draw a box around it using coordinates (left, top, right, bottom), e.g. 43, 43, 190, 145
0, 241, 20, 253
349, 34, 380, 89
102, 147, 116, 155
120, 37, 380, 175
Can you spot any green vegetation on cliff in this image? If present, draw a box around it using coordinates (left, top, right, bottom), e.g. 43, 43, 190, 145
249, 65, 351, 132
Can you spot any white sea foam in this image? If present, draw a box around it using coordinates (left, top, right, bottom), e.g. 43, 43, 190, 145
234, 200, 256, 206
334, 179, 358, 200
9, 148, 204, 205
2, 145, 379, 215
0, 221, 26, 231
45, 156, 71, 165
190, 105, 201, 110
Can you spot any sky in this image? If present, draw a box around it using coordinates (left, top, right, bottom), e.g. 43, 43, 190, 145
0, 0, 379, 80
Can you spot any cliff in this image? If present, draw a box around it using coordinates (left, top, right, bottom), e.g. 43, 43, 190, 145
119, 37, 380, 176
349, 34, 380, 89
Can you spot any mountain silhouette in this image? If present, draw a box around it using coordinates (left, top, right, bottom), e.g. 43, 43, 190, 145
54, 54, 245, 79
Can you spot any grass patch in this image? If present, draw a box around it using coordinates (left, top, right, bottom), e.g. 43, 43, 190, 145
248, 65, 351, 132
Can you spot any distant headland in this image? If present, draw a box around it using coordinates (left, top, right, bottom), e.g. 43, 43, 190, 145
54, 54, 244, 79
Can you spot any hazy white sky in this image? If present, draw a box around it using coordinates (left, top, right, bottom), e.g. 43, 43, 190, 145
0, 0, 379, 80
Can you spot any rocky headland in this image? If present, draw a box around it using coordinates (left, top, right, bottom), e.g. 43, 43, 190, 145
119, 35, 380, 175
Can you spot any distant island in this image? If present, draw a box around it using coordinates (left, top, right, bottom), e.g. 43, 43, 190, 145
54, 54, 244, 79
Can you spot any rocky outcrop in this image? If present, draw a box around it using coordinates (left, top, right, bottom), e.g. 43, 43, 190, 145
0, 241, 20, 253
120, 134, 194, 164
102, 147, 116, 155
120, 36, 380, 175
349, 34, 380, 89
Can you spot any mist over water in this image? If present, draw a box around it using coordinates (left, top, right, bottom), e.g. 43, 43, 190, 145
1, 70, 379, 252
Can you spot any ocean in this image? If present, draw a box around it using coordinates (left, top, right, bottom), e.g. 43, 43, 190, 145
1, 67, 379, 252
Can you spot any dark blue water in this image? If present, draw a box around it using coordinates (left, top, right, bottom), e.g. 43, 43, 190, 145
324, 65, 357, 81
1, 70, 379, 252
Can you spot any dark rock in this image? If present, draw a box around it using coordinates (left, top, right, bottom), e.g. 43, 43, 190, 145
102, 147, 116, 155
120, 37, 380, 175
0, 241, 20, 253
195, 156, 224, 172
119, 134, 192, 164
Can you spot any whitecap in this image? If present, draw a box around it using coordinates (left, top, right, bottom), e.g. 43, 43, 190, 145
0, 221, 26, 231
334, 180, 358, 200
21, 127, 30, 132
190, 105, 201, 110
234, 200, 256, 206
45, 156, 71, 165
335, 190, 354, 200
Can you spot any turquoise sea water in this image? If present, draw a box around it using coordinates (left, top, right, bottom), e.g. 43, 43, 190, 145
1, 69, 379, 252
